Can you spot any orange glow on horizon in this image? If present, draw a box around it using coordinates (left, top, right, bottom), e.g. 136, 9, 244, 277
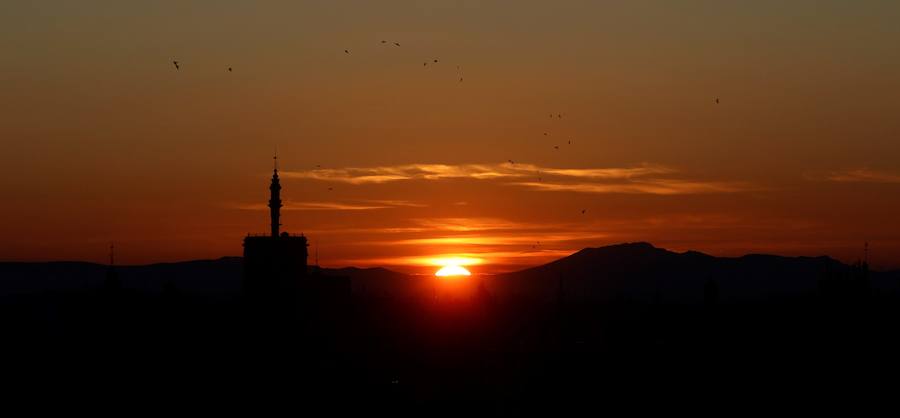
425, 256, 483, 267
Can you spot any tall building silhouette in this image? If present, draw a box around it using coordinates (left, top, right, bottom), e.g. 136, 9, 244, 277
243, 157, 308, 305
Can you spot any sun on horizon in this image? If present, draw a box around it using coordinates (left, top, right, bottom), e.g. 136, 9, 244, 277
435, 264, 472, 277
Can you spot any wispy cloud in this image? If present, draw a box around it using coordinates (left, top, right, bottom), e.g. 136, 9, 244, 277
232, 199, 424, 211
281, 162, 754, 195
413, 217, 545, 232
281, 163, 533, 184
512, 179, 754, 195
281, 163, 674, 184
539, 166, 675, 179
387, 232, 611, 247
820, 168, 900, 184
364, 199, 429, 208
338, 249, 578, 270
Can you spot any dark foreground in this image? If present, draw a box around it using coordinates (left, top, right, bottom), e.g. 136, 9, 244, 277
4, 243, 900, 415
4, 282, 900, 415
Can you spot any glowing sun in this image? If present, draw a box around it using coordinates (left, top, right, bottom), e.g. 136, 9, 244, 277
435, 264, 472, 277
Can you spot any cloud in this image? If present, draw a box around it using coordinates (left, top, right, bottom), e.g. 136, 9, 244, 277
232, 199, 423, 211
280, 162, 754, 195
338, 249, 578, 270
413, 217, 544, 232
280, 163, 532, 184
388, 232, 612, 247
540, 165, 675, 179
821, 168, 900, 184
512, 179, 754, 195
280, 163, 675, 184
363, 199, 429, 208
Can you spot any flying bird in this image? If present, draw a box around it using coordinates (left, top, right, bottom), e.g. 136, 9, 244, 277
228, 67, 232, 72
459, 77, 463, 82
715, 98, 720, 104
172, 60, 179, 70
328, 187, 333, 191
381, 40, 386, 44
558, 114, 562, 119
344, 49, 350, 54
581, 209, 586, 214
394, 42, 400, 47
543, 132, 548, 136
554, 145, 559, 150
508, 159, 515, 165
434, 59, 438, 63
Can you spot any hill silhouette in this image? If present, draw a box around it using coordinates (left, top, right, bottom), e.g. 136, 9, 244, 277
493, 242, 898, 302
1, 242, 897, 300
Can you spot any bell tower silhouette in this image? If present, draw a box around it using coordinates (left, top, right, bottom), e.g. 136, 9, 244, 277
242, 154, 309, 310
269, 154, 282, 237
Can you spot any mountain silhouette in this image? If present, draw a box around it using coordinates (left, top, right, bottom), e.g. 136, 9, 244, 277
2, 242, 896, 301
491, 242, 893, 303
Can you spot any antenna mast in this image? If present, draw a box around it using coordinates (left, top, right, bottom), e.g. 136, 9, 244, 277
109, 243, 115, 266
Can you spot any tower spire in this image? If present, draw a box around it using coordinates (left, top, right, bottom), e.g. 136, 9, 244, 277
109, 242, 115, 266
269, 154, 282, 237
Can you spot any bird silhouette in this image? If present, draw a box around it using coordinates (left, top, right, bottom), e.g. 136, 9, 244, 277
459, 77, 463, 82
173, 60, 179, 70
381, 40, 386, 44
434, 59, 438, 63
543, 132, 548, 136
344, 49, 350, 54
508, 159, 514, 165
554, 145, 559, 150
228, 67, 232, 72
328, 187, 333, 191
558, 114, 562, 118
568, 140, 571, 145
715, 98, 720, 104
394, 42, 400, 47
423, 62, 427, 67
581, 209, 586, 214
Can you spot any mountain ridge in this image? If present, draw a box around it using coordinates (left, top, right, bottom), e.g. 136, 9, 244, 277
1, 242, 895, 301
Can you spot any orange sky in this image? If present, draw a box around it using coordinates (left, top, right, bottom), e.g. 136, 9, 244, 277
2, 1, 899, 272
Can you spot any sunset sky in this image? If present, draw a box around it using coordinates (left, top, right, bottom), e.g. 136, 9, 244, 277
2, 1, 899, 273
